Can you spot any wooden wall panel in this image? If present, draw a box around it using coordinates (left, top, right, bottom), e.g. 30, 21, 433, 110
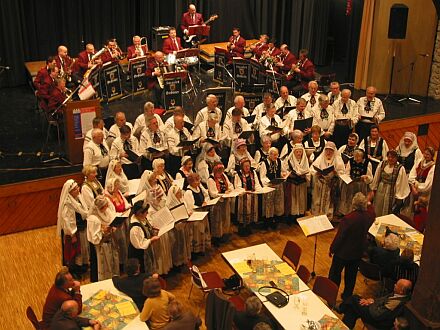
380, 113, 440, 150
367, 0, 437, 95
0, 173, 83, 236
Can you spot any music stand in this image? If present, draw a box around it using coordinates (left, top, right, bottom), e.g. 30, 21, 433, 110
127, 55, 148, 98
188, 25, 211, 42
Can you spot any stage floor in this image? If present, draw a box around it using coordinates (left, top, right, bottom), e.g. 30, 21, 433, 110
1, 69, 439, 185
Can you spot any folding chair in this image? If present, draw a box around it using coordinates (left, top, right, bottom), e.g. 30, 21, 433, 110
282, 240, 302, 270
312, 276, 339, 309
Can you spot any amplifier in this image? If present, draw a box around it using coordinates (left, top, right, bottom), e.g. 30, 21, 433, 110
152, 26, 171, 51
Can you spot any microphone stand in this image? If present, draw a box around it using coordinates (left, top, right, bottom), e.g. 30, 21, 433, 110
219, 63, 238, 94
383, 41, 401, 105
398, 58, 422, 104
269, 63, 280, 95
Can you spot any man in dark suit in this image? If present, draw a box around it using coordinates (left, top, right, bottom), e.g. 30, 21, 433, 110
50, 300, 101, 330
227, 27, 246, 62
339, 279, 412, 329
112, 258, 148, 310
180, 4, 204, 37
275, 44, 297, 74
162, 27, 183, 55
127, 35, 148, 60
328, 192, 376, 301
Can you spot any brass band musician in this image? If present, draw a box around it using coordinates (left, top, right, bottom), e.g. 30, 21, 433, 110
73, 44, 102, 80
55, 45, 75, 82
274, 44, 296, 74
127, 35, 148, 60
285, 49, 315, 94
259, 39, 281, 68
48, 77, 69, 120
227, 27, 246, 61
146, 51, 168, 108
101, 39, 123, 64
249, 34, 269, 60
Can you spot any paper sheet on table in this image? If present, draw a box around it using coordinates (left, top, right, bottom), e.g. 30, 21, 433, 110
170, 203, 189, 221
128, 179, 141, 196
150, 207, 174, 228
250, 186, 275, 194
339, 174, 353, 185
187, 211, 209, 221
115, 301, 137, 316
297, 214, 334, 236
233, 261, 253, 274
173, 178, 185, 190
131, 190, 146, 205
274, 262, 296, 275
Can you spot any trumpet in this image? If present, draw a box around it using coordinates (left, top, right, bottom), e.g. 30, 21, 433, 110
113, 39, 126, 60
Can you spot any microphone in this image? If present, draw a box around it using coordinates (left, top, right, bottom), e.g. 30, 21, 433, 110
418, 53, 430, 57
0, 66, 10, 70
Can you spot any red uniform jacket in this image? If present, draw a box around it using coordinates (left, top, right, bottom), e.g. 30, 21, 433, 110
36, 76, 56, 111
297, 58, 316, 90
41, 285, 83, 329
55, 56, 74, 74
74, 50, 92, 76
162, 37, 183, 55
127, 45, 149, 60
100, 49, 119, 64
252, 42, 269, 59
48, 87, 67, 114
180, 12, 204, 33
277, 52, 297, 74
34, 67, 49, 91
228, 35, 246, 58
266, 47, 281, 58
146, 59, 169, 89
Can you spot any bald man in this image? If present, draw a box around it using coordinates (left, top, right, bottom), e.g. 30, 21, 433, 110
74, 44, 99, 80
180, 4, 204, 36
50, 300, 101, 330
107, 111, 133, 147
226, 95, 250, 120
339, 279, 412, 329
355, 86, 385, 140
146, 51, 168, 108
54, 45, 74, 79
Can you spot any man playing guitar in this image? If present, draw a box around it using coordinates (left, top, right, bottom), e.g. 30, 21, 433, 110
180, 4, 218, 47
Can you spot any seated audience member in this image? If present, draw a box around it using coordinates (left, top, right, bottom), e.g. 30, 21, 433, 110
163, 300, 202, 330
234, 296, 273, 330
140, 277, 176, 329
50, 300, 101, 330
368, 232, 401, 277
339, 279, 412, 329
42, 267, 82, 329
47, 77, 67, 120
112, 258, 149, 311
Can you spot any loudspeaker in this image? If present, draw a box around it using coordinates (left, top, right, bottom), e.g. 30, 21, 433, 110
152, 26, 171, 51
388, 4, 409, 39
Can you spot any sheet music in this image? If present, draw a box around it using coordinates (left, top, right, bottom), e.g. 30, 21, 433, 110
205, 197, 220, 206
150, 207, 175, 229
170, 203, 189, 221
131, 190, 146, 205
339, 174, 353, 185
128, 179, 141, 196
297, 214, 334, 236
115, 209, 131, 218
221, 188, 244, 198
187, 211, 209, 221
250, 186, 275, 194
158, 222, 175, 236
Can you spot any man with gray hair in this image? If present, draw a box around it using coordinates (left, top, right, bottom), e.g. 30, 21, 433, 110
369, 232, 401, 277
163, 300, 202, 330
329, 192, 376, 301
226, 95, 250, 120
233, 296, 274, 329
194, 94, 222, 128
50, 300, 101, 329
83, 128, 110, 175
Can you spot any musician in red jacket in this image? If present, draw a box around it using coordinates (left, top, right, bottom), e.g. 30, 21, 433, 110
162, 28, 183, 55
146, 51, 168, 108
250, 34, 269, 60
48, 77, 68, 119
227, 27, 246, 61
275, 44, 297, 74
55, 45, 74, 79
73, 44, 99, 80
36, 64, 59, 112
100, 39, 121, 64
286, 49, 316, 94
34, 56, 56, 91
127, 35, 148, 60
180, 4, 204, 36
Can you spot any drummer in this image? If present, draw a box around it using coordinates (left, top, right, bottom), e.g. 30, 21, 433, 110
162, 27, 183, 56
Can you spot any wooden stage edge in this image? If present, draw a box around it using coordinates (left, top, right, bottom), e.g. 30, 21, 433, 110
1, 112, 440, 236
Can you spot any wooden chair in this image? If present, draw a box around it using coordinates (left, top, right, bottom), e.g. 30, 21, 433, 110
312, 276, 339, 309
296, 264, 311, 284
188, 262, 225, 299
228, 295, 245, 312
358, 258, 385, 294
26, 306, 43, 330
282, 240, 302, 270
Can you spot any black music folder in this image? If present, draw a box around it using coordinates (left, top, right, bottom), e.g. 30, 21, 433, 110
266, 125, 283, 133
294, 117, 313, 131
238, 130, 254, 140
313, 165, 335, 176
245, 114, 256, 124
177, 138, 200, 147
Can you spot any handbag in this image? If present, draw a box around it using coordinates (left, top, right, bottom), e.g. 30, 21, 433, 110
258, 285, 289, 308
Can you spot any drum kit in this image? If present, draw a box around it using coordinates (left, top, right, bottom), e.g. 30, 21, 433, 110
165, 49, 203, 98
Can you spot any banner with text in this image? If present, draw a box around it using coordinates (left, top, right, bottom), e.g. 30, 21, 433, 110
164, 77, 183, 110
102, 63, 123, 101
130, 59, 147, 94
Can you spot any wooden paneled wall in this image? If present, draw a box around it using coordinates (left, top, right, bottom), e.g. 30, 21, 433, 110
0, 173, 83, 236
367, 0, 437, 95
380, 113, 440, 150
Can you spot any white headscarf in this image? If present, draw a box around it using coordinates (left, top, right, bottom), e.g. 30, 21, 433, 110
105, 159, 129, 193
88, 195, 116, 225
56, 179, 88, 237
196, 143, 221, 167
397, 132, 418, 157
312, 141, 344, 171
287, 144, 309, 173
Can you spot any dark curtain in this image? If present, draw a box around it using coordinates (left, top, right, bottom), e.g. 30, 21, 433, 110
0, 0, 361, 87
